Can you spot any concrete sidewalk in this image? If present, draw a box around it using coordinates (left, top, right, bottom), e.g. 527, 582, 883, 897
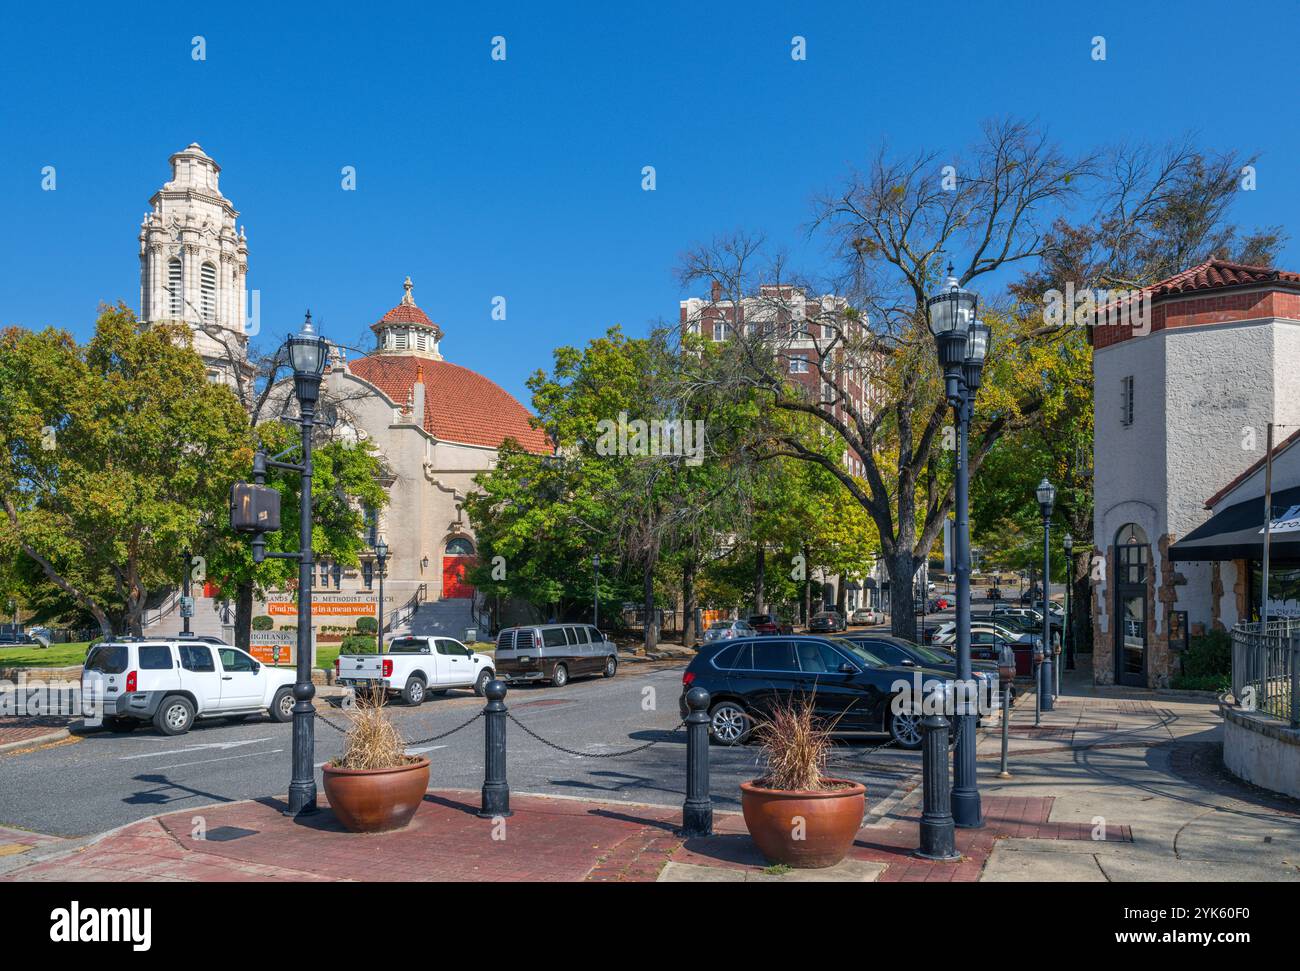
3, 663, 1298, 882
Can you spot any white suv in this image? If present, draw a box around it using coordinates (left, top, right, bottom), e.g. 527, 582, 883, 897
82, 638, 297, 735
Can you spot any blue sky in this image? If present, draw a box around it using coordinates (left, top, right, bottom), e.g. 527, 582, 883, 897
2, 0, 1297, 404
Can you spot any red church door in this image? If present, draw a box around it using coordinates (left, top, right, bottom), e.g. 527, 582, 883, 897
441, 538, 477, 599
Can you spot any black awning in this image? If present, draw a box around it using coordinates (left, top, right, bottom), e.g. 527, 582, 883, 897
1170, 483, 1300, 562
844, 580, 862, 591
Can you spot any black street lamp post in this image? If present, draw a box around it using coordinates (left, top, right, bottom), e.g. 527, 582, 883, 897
237, 311, 329, 816
375, 536, 389, 655
593, 553, 600, 629
1063, 533, 1074, 671
1037, 477, 1056, 712
925, 267, 989, 830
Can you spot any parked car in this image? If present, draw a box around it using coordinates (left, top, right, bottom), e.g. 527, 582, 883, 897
747, 614, 794, 636
492, 623, 618, 689
808, 610, 847, 633
990, 605, 1062, 645
985, 587, 1002, 600
678, 635, 956, 750
81, 638, 296, 735
703, 619, 756, 642
838, 633, 1006, 703
934, 619, 1036, 649
849, 608, 881, 626
336, 634, 496, 703
0, 631, 44, 647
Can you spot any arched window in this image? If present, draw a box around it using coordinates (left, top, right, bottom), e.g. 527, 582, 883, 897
167, 258, 183, 318
200, 262, 217, 324
1115, 523, 1149, 584
445, 537, 475, 556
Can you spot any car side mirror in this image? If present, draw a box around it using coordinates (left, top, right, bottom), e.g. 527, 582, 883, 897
901, 659, 916, 667
252, 661, 261, 674
838, 662, 857, 674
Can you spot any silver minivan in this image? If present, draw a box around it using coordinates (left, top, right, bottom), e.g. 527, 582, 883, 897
493, 624, 618, 687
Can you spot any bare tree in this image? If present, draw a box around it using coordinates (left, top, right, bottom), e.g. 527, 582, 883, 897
681, 119, 1094, 637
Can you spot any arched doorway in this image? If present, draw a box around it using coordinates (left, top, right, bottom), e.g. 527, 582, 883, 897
1114, 523, 1150, 686
442, 537, 477, 599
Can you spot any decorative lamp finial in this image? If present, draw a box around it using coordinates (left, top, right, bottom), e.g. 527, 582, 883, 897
401, 276, 415, 306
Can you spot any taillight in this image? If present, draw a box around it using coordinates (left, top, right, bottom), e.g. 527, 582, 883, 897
126, 671, 137, 692
334, 659, 340, 674
382, 659, 393, 678
682, 671, 695, 687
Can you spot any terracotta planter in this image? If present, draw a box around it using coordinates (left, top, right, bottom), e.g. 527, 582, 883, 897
322, 757, 430, 833
740, 778, 866, 868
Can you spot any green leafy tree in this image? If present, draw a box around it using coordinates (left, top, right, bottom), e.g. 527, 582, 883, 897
0, 305, 249, 637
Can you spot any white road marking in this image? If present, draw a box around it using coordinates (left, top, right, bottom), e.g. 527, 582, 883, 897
118, 738, 273, 761
153, 749, 284, 770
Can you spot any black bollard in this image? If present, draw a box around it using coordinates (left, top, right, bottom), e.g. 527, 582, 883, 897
478, 680, 512, 818
916, 688, 959, 861
680, 686, 713, 837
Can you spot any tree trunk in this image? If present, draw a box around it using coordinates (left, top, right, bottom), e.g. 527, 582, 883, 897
887, 549, 918, 640
234, 579, 254, 652
681, 557, 698, 649
754, 543, 766, 615
641, 557, 658, 655
1070, 551, 1092, 653
835, 578, 847, 614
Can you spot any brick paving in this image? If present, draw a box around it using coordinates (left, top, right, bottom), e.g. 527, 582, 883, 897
0, 715, 70, 749
0, 788, 1131, 883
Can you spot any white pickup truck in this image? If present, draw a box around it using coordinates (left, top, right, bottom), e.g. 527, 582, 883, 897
335, 635, 495, 704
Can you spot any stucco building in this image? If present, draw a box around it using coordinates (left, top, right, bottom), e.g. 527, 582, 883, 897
1091, 259, 1300, 686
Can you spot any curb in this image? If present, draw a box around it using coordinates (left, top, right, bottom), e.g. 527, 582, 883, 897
0, 728, 71, 754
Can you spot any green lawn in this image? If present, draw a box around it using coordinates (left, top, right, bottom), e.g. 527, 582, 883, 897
0, 642, 93, 667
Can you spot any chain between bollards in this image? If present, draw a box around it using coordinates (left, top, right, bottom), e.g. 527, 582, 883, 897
479, 679, 512, 818
679, 686, 712, 837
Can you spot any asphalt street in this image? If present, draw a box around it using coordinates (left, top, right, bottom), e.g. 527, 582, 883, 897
0, 661, 924, 838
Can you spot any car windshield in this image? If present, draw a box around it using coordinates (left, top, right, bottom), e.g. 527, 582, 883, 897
911, 643, 955, 666
708, 622, 732, 630
830, 639, 884, 668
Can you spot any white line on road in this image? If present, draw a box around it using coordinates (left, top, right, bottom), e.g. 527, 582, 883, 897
118, 738, 274, 761
151, 749, 284, 770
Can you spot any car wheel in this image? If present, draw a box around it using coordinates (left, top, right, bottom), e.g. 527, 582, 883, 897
889, 708, 923, 750
708, 701, 752, 745
551, 664, 569, 688
103, 716, 138, 733
473, 669, 492, 697
401, 676, 427, 705
602, 656, 617, 678
154, 695, 195, 736
269, 687, 294, 723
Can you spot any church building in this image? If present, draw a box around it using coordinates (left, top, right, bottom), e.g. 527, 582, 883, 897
138, 144, 550, 643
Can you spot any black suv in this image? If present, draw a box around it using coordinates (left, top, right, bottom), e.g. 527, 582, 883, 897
678, 635, 953, 750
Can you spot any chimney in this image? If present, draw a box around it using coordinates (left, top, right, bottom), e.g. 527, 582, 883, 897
412, 364, 426, 424
711, 280, 722, 303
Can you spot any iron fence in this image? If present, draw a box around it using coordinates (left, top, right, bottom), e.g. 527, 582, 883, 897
1231, 620, 1300, 727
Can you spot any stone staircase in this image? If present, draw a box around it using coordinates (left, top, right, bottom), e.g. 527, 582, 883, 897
142, 591, 235, 641
391, 597, 489, 642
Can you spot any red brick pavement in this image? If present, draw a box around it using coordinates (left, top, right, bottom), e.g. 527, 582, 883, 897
3, 789, 1131, 883
0, 715, 70, 748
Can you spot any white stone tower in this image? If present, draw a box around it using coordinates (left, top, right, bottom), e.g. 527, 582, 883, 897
139, 143, 250, 382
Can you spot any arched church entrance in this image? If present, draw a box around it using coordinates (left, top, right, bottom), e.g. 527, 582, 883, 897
442, 537, 477, 599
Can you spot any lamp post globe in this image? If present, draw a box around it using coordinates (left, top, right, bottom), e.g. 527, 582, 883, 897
1036, 477, 1056, 711
925, 269, 978, 401
287, 311, 328, 405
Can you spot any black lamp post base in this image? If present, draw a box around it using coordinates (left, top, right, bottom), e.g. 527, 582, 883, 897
952, 791, 984, 829
285, 787, 317, 817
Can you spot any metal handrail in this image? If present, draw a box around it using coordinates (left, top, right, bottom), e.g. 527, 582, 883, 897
1231, 621, 1300, 727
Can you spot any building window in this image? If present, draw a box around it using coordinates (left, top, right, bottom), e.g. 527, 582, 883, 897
363, 561, 374, 589
789, 355, 809, 374
1115, 523, 1149, 584
167, 258, 183, 318
1120, 375, 1134, 426
318, 560, 330, 587
416, 332, 426, 351
200, 262, 217, 323
363, 506, 378, 546
445, 537, 475, 556
394, 331, 408, 350
712, 320, 728, 341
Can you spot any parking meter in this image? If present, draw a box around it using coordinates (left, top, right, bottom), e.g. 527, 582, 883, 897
997, 643, 1016, 683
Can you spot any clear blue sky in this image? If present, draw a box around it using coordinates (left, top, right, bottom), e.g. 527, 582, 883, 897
2, 0, 1297, 404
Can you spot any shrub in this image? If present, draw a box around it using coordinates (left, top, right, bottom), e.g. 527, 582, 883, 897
355, 616, 378, 634
754, 696, 834, 792
1171, 629, 1231, 691
252, 616, 274, 631
331, 687, 415, 770
340, 634, 377, 654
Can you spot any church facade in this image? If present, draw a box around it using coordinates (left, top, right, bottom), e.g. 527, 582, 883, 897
137, 145, 549, 643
